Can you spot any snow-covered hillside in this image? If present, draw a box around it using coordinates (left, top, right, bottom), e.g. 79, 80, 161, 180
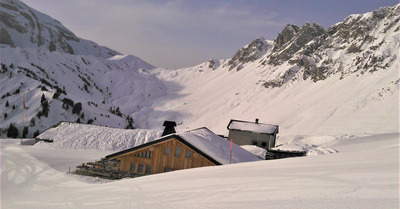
138, 4, 399, 136
0, 0, 164, 137
0, 46, 165, 137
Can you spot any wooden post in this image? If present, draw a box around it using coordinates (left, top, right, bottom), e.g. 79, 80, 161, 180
230, 139, 232, 164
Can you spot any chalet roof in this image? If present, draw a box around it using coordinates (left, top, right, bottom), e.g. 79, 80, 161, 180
106, 127, 261, 165
227, 119, 279, 134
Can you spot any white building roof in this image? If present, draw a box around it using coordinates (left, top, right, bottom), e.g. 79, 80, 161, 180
227, 120, 278, 134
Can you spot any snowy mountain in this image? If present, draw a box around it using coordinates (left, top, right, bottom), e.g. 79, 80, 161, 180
141, 4, 399, 136
1, 1, 398, 139
0, 0, 119, 57
0, 0, 164, 137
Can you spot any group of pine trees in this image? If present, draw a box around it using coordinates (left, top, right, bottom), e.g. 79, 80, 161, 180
6, 123, 40, 138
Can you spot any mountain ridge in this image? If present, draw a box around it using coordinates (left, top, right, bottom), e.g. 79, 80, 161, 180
141, 3, 399, 135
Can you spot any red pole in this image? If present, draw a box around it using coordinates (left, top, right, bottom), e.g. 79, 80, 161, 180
230, 139, 232, 164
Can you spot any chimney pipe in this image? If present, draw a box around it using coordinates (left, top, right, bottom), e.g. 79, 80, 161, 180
162, 121, 177, 136
255, 118, 259, 124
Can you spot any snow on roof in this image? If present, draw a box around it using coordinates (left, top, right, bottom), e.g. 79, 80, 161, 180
227, 120, 278, 134
178, 128, 261, 165
36, 122, 162, 151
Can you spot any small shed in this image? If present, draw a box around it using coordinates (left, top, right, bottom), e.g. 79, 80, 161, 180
227, 119, 279, 150
105, 127, 260, 176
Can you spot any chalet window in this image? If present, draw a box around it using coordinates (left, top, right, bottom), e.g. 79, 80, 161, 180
175, 147, 181, 156
164, 147, 170, 154
148, 151, 152, 159
257, 141, 262, 147
145, 165, 151, 174
129, 163, 136, 172
261, 142, 267, 147
185, 150, 192, 158
144, 151, 148, 158
137, 164, 144, 173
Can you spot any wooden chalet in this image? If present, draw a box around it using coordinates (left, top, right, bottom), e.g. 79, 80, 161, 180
104, 127, 260, 177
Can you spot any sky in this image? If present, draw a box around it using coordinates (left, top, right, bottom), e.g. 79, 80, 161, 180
22, 0, 399, 69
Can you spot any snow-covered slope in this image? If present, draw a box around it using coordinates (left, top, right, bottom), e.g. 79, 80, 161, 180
137, 4, 399, 136
0, 47, 164, 137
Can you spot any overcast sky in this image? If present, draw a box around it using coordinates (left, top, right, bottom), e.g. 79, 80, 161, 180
23, 0, 398, 69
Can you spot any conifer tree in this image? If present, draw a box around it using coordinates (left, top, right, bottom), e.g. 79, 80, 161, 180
7, 123, 19, 138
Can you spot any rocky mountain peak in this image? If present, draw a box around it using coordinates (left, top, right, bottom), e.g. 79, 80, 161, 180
267, 22, 326, 66
227, 37, 272, 71
261, 4, 399, 88
273, 24, 300, 49
0, 0, 120, 58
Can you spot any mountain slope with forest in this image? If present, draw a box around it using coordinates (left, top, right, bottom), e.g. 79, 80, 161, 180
0, 0, 165, 137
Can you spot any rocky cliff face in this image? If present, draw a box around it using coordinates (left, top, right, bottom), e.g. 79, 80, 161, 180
228, 4, 400, 88
0, 0, 119, 58
226, 37, 272, 71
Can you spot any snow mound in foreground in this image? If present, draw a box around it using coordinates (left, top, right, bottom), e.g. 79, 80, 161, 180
242, 144, 338, 159
272, 144, 339, 155
36, 122, 162, 151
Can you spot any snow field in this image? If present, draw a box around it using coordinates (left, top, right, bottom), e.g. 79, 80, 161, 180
1, 133, 398, 208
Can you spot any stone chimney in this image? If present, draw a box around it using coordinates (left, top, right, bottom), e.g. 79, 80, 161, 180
162, 121, 177, 136
255, 118, 259, 124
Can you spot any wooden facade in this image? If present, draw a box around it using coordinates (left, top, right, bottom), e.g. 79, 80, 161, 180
106, 136, 217, 176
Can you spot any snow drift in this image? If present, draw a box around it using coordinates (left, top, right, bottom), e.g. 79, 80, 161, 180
36, 122, 162, 151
